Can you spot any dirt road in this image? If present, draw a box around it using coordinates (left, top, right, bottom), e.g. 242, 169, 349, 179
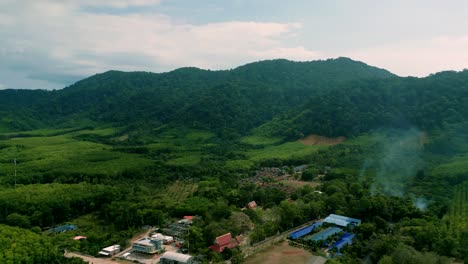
65, 252, 125, 264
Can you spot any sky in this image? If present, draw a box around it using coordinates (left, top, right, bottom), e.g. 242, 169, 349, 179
2, 0, 468, 90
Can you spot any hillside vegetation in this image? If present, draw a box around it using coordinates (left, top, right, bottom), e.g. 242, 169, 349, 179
1, 58, 468, 263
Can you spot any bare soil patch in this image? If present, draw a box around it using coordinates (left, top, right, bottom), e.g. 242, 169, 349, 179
243, 241, 313, 264
299, 135, 346, 146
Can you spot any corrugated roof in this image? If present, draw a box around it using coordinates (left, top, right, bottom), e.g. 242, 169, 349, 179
324, 214, 361, 227
328, 233, 355, 251
161, 251, 193, 263
289, 221, 323, 239
215, 233, 232, 246
310, 227, 342, 241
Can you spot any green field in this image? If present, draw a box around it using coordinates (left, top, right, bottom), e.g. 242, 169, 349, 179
447, 181, 468, 232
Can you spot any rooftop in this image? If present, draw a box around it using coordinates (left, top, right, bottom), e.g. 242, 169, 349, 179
324, 214, 361, 227
161, 251, 193, 263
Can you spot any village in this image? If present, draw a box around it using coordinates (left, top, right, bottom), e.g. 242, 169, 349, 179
56, 165, 361, 264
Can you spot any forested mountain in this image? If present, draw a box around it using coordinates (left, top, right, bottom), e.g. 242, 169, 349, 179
0, 58, 394, 134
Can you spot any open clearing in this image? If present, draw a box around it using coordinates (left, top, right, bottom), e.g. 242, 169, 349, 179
299, 134, 346, 146
243, 241, 313, 264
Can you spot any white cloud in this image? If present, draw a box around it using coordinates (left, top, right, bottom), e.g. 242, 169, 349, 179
345, 36, 468, 77
0, 1, 319, 89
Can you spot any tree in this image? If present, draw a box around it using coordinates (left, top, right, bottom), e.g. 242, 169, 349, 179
5, 213, 30, 228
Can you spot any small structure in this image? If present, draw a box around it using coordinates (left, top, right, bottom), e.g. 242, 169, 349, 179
289, 221, 323, 239
183, 216, 194, 221
159, 251, 194, 264
209, 233, 240, 253
98, 245, 120, 256
293, 164, 308, 173
247, 201, 257, 209
324, 214, 361, 227
310, 227, 342, 241
53, 224, 77, 233
73, 236, 87, 241
132, 237, 163, 254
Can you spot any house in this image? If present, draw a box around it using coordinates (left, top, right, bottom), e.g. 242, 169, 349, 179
208, 233, 240, 253
247, 201, 257, 209
183, 216, 194, 221
98, 245, 120, 256
73, 236, 87, 241
132, 237, 163, 254
159, 251, 194, 264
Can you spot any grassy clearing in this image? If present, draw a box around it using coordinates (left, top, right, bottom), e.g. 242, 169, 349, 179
431, 154, 468, 177
240, 135, 283, 146
245, 142, 324, 162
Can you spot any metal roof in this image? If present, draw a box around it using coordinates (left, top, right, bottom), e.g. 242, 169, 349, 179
289, 221, 323, 239
324, 214, 361, 227
161, 251, 193, 263
328, 233, 355, 251
310, 227, 342, 241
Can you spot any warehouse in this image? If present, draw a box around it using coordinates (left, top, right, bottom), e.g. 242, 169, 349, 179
159, 251, 194, 264
324, 214, 361, 227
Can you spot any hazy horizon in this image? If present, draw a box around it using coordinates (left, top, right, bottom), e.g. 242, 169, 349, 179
2, 0, 468, 90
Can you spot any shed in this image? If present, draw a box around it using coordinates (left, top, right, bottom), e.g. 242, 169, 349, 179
98, 245, 120, 256
159, 251, 194, 264
53, 224, 77, 233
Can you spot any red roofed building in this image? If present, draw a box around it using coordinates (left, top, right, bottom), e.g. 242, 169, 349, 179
183, 216, 194, 220
208, 233, 239, 253
247, 201, 257, 209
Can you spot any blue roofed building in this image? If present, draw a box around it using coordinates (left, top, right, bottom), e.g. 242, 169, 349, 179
310, 227, 342, 241
324, 214, 361, 227
53, 224, 77, 233
289, 221, 323, 239
328, 233, 355, 252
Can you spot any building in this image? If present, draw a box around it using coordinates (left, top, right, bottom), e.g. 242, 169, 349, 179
328, 233, 356, 252
247, 201, 257, 209
53, 224, 77, 233
98, 245, 120, 256
310, 227, 343, 241
132, 237, 163, 254
159, 251, 194, 264
324, 214, 362, 227
208, 233, 240, 253
289, 221, 323, 239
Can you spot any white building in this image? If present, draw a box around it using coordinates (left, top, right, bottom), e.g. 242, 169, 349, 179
159, 251, 194, 264
98, 245, 120, 256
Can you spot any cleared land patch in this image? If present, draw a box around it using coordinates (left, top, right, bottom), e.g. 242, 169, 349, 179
243, 241, 313, 264
299, 134, 346, 146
